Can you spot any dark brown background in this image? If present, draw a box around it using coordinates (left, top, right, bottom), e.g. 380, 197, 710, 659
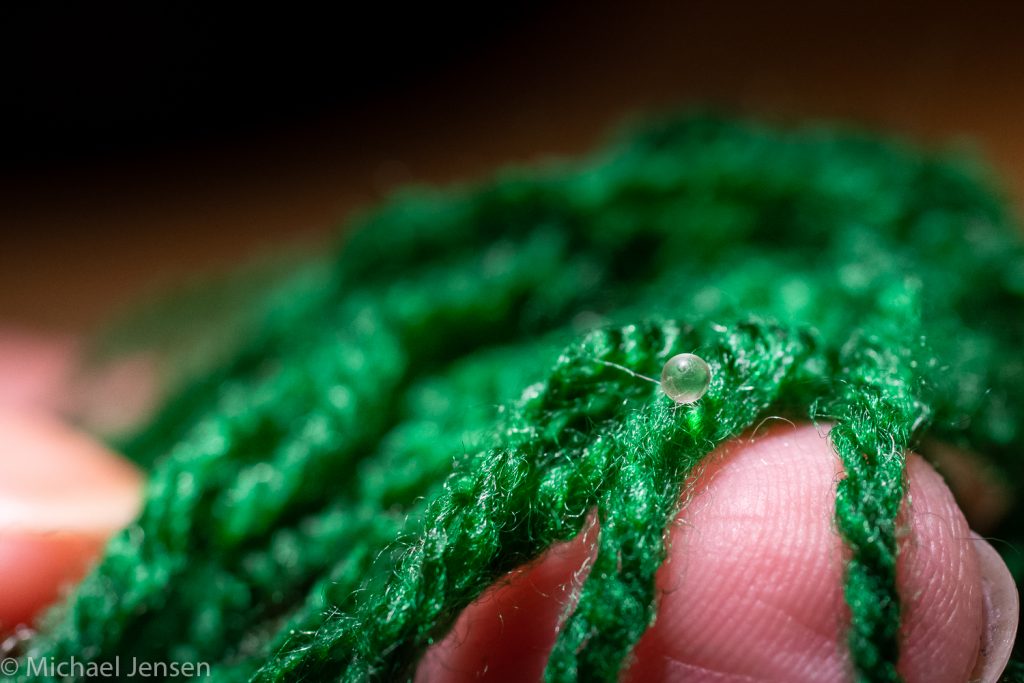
3, 2, 1023, 333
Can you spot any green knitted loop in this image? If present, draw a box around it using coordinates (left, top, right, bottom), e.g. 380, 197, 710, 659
14, 113, 1024, 682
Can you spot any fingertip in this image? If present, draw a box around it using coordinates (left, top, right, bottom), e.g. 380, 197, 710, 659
0, 410, 142, 633
416, 517, 598, 682
0, 532, 107, 631
626, 423, 850, 682
0, 411, 142, 534
629, 427, 993, 683
898, 453, 986, 682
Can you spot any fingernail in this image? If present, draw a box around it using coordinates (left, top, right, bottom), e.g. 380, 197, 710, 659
969, 533, 1019, 683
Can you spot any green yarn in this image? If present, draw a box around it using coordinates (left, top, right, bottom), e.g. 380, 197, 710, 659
13, 114, 1024, 682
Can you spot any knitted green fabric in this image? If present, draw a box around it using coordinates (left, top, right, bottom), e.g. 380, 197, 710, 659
12, 114, 1024, 682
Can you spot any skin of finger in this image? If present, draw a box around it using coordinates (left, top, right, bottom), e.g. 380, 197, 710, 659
627, 425, 983, 682
0, 533, 106, 630
419, 424, 987, 682
415, 520, 597, 683
894, 452, 985, 682
0, 411, 142, 633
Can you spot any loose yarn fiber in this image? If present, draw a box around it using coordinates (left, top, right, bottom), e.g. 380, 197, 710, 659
14, 114, 1024, 682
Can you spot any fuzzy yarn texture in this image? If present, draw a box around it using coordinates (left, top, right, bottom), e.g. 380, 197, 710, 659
11, 114, 1024, 682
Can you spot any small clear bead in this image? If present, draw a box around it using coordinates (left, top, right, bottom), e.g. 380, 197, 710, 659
660, 353, 711, 404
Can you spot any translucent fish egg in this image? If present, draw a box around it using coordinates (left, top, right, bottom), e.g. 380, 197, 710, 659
660, 353, 711, 404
